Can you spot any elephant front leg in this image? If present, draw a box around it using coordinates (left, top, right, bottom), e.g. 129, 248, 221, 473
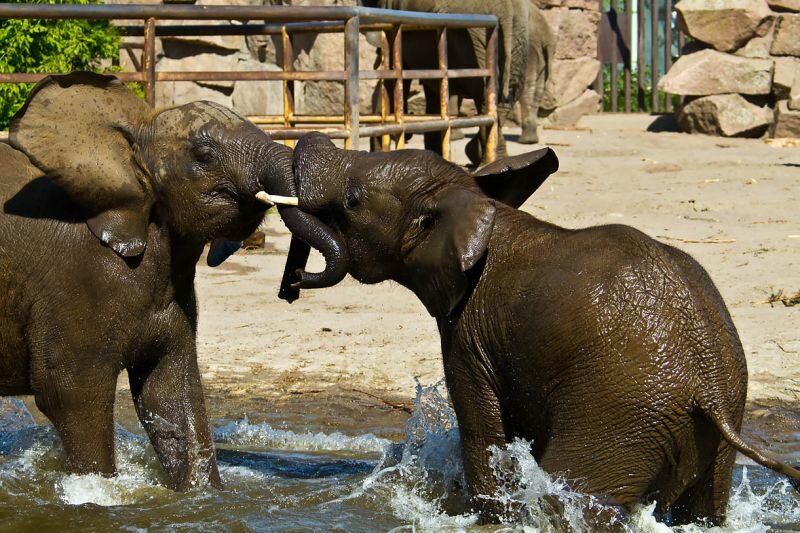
33, 365, 118, 476
128, 341, 221, 491
445, 360, 511, 523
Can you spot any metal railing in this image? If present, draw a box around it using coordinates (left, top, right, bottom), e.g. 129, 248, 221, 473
0, 4, 499, 161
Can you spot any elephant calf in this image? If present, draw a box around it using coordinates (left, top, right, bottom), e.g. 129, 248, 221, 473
275, 132, 800, 526
0, 73, 340, 488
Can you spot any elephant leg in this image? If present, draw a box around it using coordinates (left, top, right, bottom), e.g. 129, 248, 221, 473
444, 359, 510, 522
32, 349, 118, 475
449, 94, 465, 141
422, 81, 444, 155
128, 338, 222, 491
518, 51, 541, 145
669, 440, 736, 526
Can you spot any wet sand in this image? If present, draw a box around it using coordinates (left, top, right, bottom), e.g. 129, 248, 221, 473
189, 114, 799, 412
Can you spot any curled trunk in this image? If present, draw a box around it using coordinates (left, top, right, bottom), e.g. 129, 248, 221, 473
259, 142, 349, 302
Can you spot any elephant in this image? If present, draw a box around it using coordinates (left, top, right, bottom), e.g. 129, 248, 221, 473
361, 0, 531, 165
275, 131, 800, 526
448, 2, 555, 146
0, 72, 344, 488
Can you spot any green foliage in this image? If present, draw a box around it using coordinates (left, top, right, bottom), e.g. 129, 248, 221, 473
601, 64, 680, 112
0, 0, 123, 130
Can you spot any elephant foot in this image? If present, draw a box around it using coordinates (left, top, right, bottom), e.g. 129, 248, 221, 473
517, 128, 540, 145
465, 136, 482, 166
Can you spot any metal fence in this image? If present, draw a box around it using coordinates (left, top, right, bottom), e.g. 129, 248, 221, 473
597, 0, 681, 113
0, 4, 499, 161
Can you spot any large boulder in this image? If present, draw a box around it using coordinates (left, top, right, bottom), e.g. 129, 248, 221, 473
658, 49, 773, 95
541, 57, 601, 110
734, 20, 776, 57
771, 14, 800, 55
773, 99, 800, 136
542, 89, 600, 126
773, 57, 800, 98
542, 8, 601, 59
677, 94, 773, 136
675, 0, 773, 52
767, 0, 800, 10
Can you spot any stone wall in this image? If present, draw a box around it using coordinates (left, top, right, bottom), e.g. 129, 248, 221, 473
659, 0, 800, 138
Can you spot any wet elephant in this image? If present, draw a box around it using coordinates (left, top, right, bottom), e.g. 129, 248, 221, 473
277, 132, 800, 525
0, 73, 344, 489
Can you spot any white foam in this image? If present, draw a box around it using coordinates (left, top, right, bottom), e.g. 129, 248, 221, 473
214, 418, 390, 454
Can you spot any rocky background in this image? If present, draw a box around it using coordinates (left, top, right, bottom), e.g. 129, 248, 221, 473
109, 0, 601, 131
659, 0, 800, 138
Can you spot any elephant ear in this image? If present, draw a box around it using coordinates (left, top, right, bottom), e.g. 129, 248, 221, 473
9, 72, 153, 257
405, 188, 495, 318
473, 147, 558, 208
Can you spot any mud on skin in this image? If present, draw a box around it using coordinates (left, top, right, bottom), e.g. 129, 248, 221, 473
285, 131, 800, 526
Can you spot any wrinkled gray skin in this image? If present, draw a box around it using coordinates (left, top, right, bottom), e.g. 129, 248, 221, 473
362, 0, 530, 165
289, 132, 800, 525
0, 73, 342, 489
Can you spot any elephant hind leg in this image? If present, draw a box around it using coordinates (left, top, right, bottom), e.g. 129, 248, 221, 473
669, 441, 736, 526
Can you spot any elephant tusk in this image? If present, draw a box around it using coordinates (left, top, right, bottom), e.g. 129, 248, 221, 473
256, 191, 299, 207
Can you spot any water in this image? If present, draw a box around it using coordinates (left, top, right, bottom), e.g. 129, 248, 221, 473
1, 383, 799, 532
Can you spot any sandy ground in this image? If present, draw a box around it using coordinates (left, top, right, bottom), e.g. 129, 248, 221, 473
193, 114, 799, 410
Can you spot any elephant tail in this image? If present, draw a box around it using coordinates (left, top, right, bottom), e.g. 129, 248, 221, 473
709, 410, 800, 491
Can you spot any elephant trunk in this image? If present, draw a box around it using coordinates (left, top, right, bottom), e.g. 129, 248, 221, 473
258, 141, 349, 302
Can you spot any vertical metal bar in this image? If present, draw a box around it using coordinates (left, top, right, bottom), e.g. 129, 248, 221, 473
484, 23, 498, 164
595, 0, 604, 109
624, 0, 632, 112
392, 26, 405, 149
281, 25, 295, 148
651, 0, 659, 112
344, 16, 360, 150
379, 31, 391, 151
611, 0, 619, 112
664, 0, 673, 112
637, 0, 645, 111
143, 17, 156, 107
438, 27, 450, 161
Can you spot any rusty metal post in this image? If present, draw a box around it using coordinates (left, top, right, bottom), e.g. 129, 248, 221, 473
379, 31, 391, 151
484, 23, 499, 163
281, 25, 296, 148
651, 0, 659, 112
624, 0, 632, 112
664, 0, 673, 112
392, 26, 405, 149
438, 27, 450, 161
344, 15, 360, 150
143, 17, 156, 106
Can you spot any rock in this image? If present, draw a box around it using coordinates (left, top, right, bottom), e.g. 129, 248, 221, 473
677, 94, 772, 136
542, 8, 601, 59
658, 49, 773, 95
541, 57, 601, 110
231, 62, 284, 116
768, 0, 800, 11
542, 89, 600, 126
675, 0, 773, 52
534, 0, 563, 8
773, 99, 800, 136
791, 79, 800, 110
157, 80, 233, 110
562, 0, 600, 9
734, 20, 775, 57
773, 57, 800, 98
771, 14, 800, 55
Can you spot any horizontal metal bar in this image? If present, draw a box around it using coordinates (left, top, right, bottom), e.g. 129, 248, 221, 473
120, 21, 396, 38
263, 128, 350, 140
359, 116, 493, 136
0, 4, 497, 28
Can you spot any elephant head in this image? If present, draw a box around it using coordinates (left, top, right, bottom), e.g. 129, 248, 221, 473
9, 72, 345, 297
284, 132, 558, 316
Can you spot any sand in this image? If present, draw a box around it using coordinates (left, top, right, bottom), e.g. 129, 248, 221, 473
194, 114, 800, 408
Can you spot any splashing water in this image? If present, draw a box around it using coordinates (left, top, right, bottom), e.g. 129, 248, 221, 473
1, 390, 799, 531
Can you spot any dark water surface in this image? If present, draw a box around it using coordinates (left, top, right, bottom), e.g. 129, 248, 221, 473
1, 383, 799, 532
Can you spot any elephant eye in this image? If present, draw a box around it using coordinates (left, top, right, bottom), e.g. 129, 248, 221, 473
416, 213, 434, 231
193, 145, 216, 165
344, 186, 362, 210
